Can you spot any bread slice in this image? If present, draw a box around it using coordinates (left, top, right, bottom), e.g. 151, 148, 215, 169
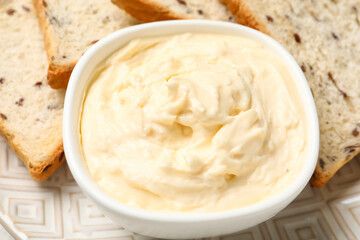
0, 0, 65, 181
111, 0, 235, 22
33, 0, 139, 89
222, 0, 360, 187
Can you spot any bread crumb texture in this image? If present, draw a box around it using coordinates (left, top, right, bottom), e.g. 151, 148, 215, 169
0, 0, 65, 181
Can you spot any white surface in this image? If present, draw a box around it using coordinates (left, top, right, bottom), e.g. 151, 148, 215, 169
0, 224, 14, 240
63, 20, 319, 239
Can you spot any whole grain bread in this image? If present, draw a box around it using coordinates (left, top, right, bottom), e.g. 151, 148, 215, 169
111, 0, 235, 22
33, 0, 139, 89
222, 0, 360, 187
0, 0, 65, 181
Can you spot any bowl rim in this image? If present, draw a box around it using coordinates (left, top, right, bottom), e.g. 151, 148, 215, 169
63, 20, 319, 223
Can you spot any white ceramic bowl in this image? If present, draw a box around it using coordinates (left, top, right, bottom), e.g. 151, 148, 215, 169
63, 20, 319, 239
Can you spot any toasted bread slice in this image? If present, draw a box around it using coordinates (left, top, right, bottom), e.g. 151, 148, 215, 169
0, 0, 65, 181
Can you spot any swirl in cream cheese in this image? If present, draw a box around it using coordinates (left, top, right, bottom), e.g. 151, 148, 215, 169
81, 33, 307, 212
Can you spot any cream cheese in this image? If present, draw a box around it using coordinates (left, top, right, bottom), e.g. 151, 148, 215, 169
81, 33, 307, 212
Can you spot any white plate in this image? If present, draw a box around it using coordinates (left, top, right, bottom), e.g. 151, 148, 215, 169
1, 137, 359, 239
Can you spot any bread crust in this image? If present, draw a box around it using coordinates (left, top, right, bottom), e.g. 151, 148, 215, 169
33, 0, 75, 89
0, 122, 64, 182
47, 62, 75, 89
221, 0, 360, 188
112, 0, 264, 31
220, 0, 268, 34
111, 0, 189, 22
310, 148, 360, 187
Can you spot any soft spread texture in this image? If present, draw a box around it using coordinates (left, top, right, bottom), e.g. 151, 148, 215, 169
81, 33, 307, 212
